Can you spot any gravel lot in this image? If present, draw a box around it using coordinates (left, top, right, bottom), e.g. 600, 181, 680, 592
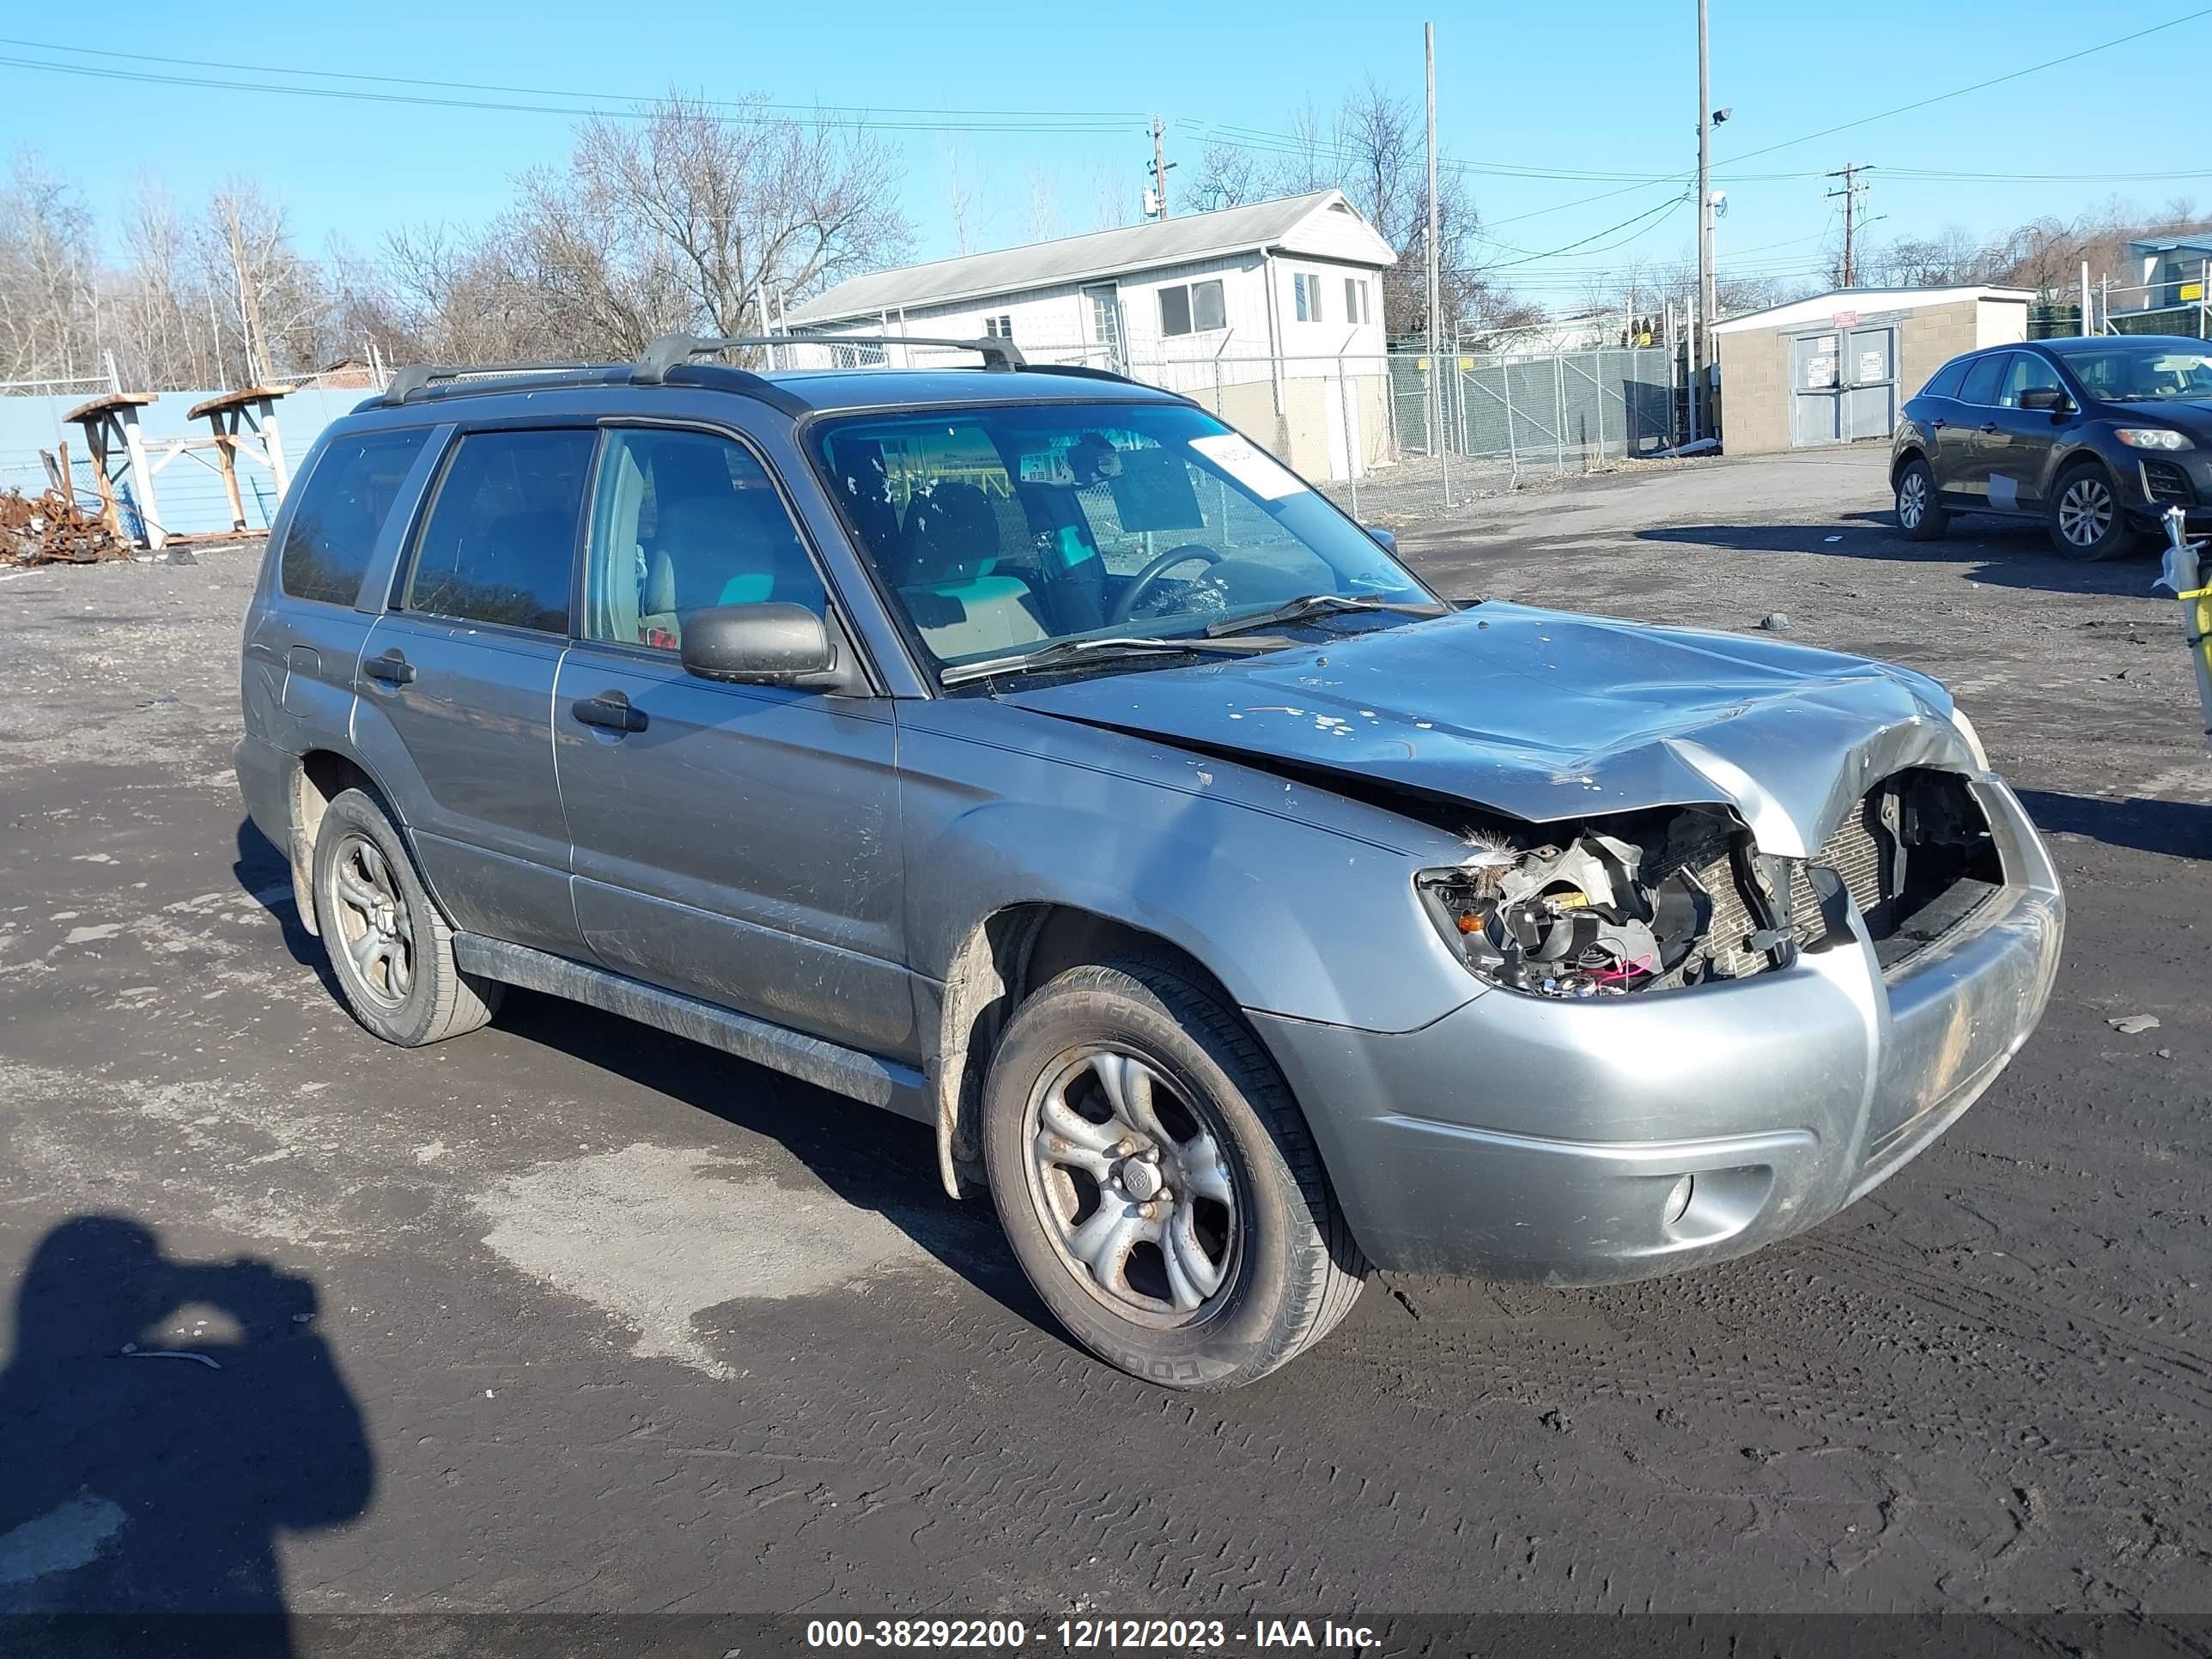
0, 446, 2206, 1644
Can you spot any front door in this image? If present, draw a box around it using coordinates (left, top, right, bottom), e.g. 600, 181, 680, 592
1984, 350, 2068, 512
551, 424, 914, 1060
355, 426, 596, 957
1085, 284, 1127, 374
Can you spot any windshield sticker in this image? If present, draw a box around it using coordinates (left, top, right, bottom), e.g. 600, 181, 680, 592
1190, 433, 1309, 501
1018, 449, 1076, 485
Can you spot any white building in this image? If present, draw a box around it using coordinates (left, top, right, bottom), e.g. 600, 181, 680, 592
781, 191, 1398, 481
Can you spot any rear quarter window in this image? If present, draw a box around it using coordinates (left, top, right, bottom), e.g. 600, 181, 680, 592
1920, 358, 1970, 401
278, 428, 432, 605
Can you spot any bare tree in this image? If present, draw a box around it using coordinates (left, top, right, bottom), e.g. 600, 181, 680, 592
1187, 142, 1267, 213
1024, 167, 1060, 243
0, 150, 99, 380
482, 92, 914, 359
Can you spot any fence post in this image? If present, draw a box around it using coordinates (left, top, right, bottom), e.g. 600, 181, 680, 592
1340, 355, 1358, 518
1553, 355, 1566, 476
1501, 356, 1518, 488
1437, 360, 1453, 508
1594, 351, 1606, 467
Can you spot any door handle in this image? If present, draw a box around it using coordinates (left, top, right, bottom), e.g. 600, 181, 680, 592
362, 650, 416, 685
1929, 418, 1948, 429
570, 692, 648, 733
1980, 422, 2000, 434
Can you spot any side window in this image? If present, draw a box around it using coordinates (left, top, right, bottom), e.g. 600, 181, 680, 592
1191, 280, 1225, 331
1921, 358, 1969, 401
404, 428, 595, 634
581, 428, 826, 652
277, 428, 430, 605
1999, 354, 2063, 408
1958, 355, 2007, 406
1158, 286, 1194, 337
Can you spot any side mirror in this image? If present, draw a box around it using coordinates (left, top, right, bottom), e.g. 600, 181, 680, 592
2019, 386, 2070, 412
1364, 525, 1398, 553
680, 602, 846, 689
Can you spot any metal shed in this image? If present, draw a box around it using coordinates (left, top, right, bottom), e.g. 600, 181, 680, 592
1712, 286, 2033, 455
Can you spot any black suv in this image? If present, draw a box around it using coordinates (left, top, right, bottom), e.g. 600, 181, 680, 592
1890, 334, 2212, 559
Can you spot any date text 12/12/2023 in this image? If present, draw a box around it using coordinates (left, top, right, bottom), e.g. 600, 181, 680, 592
803, 1618, 1379, 1649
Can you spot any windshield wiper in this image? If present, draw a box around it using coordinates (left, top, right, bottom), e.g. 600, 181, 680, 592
1204, 592, 1450, 638
939, 634, 1288, 688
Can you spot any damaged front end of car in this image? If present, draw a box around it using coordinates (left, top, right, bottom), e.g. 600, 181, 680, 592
1414, 769, 2004, 1000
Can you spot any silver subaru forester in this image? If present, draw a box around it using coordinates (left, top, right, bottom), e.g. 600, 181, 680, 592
236, 334, 2063, 1388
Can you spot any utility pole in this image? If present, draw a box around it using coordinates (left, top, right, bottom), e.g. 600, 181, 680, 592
1425, 20, 1449, 505
1695, 0, 1716, 444
1151, 117, 1171, 220
1826, 162, 1872, 287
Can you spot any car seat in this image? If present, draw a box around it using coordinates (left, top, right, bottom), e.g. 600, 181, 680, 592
894, 482, 1049, 658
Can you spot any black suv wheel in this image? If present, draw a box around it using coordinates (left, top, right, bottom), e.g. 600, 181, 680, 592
2048, 460, 2133, 560
1895, 457, 1948, 541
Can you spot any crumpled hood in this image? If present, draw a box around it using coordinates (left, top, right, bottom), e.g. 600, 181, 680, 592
1003, 602, 1975, 856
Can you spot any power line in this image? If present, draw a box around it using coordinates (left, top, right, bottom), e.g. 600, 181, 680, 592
1716, 6, 2212, 167
0, 44, 1149, 134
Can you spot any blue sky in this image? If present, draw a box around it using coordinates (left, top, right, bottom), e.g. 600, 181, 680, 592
3, 0, 2208, 307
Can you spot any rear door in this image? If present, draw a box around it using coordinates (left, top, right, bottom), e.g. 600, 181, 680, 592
1987, 351, 2069, 511
551, 423, 914, 1060
1942, 353, 2008, 502
354, 426, 596, 957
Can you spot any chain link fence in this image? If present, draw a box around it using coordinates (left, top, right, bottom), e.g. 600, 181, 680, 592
775, 333, 1680, 526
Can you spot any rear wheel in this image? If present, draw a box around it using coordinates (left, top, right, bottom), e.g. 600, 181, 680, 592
981, 960, 1365, 1389
1894, 457, 1948, 541
311, 787, 501, 1046
2048, 461, 2133, 560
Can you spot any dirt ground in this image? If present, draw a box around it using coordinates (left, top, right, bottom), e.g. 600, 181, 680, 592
0, 445, 2206, 1646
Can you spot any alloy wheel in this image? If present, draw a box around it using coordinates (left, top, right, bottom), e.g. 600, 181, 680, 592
2058, 475, 2115, 548
1024, 1047, 1240, 1322
329, 833, 415, 1008
1898, 471, 1926, 529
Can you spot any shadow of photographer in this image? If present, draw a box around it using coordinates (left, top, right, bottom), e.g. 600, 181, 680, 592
0, 1217, 372, 1656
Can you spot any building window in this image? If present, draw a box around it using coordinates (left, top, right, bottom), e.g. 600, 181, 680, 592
1158, 279, 1225, 337
1344, 277, 1367, 325
1294, 272, 1325, 323
981, 313, 1014, 340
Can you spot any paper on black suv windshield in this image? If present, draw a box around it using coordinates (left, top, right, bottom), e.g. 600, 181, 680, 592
1190, 432, 1309, 501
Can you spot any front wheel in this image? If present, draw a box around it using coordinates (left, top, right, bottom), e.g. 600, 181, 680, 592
981, 960, 1366, 1389
1895, 457, 1948, 541
2048, 462, 2133, 561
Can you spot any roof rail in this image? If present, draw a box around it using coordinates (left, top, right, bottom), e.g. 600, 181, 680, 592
634, 331, 1026, 383
380, 360, 603, 405
1018, 362, 1159, 392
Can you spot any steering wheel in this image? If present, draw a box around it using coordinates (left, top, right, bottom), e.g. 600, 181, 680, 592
1109, 543, 1225, 623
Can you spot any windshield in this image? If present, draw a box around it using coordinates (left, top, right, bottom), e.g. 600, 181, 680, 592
808, 401, 1431, 675
2050, 340, 2212, 402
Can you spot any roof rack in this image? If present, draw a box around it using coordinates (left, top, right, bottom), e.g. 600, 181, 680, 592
632, 331, 1026, 384
379, 360, 606, 405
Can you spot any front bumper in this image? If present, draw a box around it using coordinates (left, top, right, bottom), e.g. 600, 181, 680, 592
1252, 778, 2064, 1281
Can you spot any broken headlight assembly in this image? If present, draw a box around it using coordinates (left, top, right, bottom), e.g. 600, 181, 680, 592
1415, 773, 2003, 1000
1416, 807, 1815, 1000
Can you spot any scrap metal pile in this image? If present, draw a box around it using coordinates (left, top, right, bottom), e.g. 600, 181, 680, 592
0, 489, 131, 567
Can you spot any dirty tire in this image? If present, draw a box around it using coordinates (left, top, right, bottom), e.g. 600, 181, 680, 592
981, 959, 1366, 1389
1894, 457, 1947, 541
2047, 459, 2133, 561
311, 787, 501, 1047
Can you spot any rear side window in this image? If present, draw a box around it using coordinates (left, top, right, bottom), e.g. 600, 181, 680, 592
278, 428, 430, 605
404, 428, 596, 634
1958, 355, 2007, 405
1921, 358, 1970, 401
